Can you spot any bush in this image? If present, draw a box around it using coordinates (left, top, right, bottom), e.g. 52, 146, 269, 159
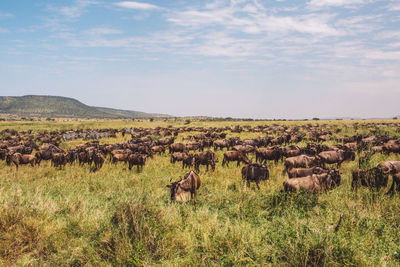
184, 119, 191, 125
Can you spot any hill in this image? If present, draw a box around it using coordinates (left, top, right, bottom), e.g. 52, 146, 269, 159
0, 95, 170, 119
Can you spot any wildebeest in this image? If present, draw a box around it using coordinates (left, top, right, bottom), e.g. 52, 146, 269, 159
166, 170, 201, 206
151, 145, 165, 155
284, 155, 321, 174
288, 166, 328, 178
194, 150, 216, 172
255, 147, 282, 164
128, 153, 147, 171
383, 140, 400, 154
351, 167, 388, 191
241, 163, 269, 189
283, 169, 341, 193
93, 152, 105, 171
318, 149, 355, 168
378, 161, 400, 174
169, 143, 186, 154
222, 150, 251, 167
387, 172, 400, 195
51, 152, 67, 169
182, 153, 194, 169
213, 140, 229, 151
6, 152, 36, 169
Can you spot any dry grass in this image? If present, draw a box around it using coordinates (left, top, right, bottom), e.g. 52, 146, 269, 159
0, 119, 399, 266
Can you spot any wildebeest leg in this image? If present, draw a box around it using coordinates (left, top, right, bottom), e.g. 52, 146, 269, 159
256, 181, 260, 190
206, 164, 209, 171
387, 175, 398, 195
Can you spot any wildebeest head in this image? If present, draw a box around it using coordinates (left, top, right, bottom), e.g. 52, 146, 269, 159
329, 169, 341, 188
6, 152, 13, 165
166, 179, 186, 201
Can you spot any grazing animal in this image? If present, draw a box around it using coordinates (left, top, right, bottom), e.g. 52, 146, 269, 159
255, 147, 282, 164
51, 152, 67, 168
182, 153, 194, 169
213, 140, 230, 151
222, 150, 250, 167
169, 143, 186, 154
383, 140, 400, 154
93, 152, 105, 171
128, 153, 146, 171
194, 150, 216, 172
387, 172, 400, 195
241, 163, 269, 189
378, 161, 400, 175
166, 170, 201, 206
151, 145, 165, 155
352, 167, 388, 191
6, 152, 36, 169
318, 149, 355, 168
283, 169, 341, 193
284, 155, 321, 174
288, 166, 328, 178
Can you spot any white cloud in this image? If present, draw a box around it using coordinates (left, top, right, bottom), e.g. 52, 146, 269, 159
49, 0, 98, 20
0, 27, 9, 33
86, 27, 122, 35
307, 0, 370, 9
388, 3, 400, 11
114, 1, 160, 10
0, 11, 14, 19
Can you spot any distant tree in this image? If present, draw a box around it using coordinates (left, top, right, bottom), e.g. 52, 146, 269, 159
184, 119, 191, 125
312, 117, 320, 121
149, 118, 154, 122
393, 117, 398, 120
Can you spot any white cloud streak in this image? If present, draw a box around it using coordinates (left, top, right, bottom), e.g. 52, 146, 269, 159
114, 1, 160, 10
307, 0, 371, 9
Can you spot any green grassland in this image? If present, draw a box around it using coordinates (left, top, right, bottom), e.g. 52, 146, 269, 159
0, 119, 400, 266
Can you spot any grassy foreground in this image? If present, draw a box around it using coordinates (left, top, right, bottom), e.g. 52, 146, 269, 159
1, 120, 400, 266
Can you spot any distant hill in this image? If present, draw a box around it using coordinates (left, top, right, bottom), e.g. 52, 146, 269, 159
0, 95, 170, 119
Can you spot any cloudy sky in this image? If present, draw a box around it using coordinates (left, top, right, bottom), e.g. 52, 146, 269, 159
0, 0, 399, 119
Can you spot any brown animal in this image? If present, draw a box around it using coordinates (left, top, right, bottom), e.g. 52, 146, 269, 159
222, 150, 250, 167
352, 167, 388, 191
93, 152, 105, 171
378, 161, 400, 174
170, 152, 189, 164
283, 169, 341, 193
387, 172, 400, 195
284, 155, 321, 174
166, 170, 201, 206
182, 153, 194, 169
255, 147, 282, 164
241, 163, 269, 189
288, 166, 328, 178
213, 140, 229, 151
6, 152, 36, 169
232, 145, 255, 154
128, 153, 147, 171
51, 153, 67, 168
112, 152, 130, 164
383, 140, 400, 154
169, 143, 186, 154
194, 150, 216, 172
151, 145, 165, 155
318, 149, 355, 168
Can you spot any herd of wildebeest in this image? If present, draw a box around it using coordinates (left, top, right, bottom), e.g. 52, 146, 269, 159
1, 122, 400, 206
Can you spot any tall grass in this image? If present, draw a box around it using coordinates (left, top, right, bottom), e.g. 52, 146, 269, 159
0, 120, 399, 265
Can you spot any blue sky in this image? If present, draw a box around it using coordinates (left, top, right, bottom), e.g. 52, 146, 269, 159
0, 0, 399, 119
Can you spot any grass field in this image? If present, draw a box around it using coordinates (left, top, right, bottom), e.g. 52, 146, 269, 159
0, 119, 400, 266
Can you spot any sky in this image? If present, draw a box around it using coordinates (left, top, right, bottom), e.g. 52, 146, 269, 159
0, 0, 399, 119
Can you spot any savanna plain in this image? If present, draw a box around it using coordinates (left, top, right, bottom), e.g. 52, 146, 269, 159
1, 119, 400, 266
